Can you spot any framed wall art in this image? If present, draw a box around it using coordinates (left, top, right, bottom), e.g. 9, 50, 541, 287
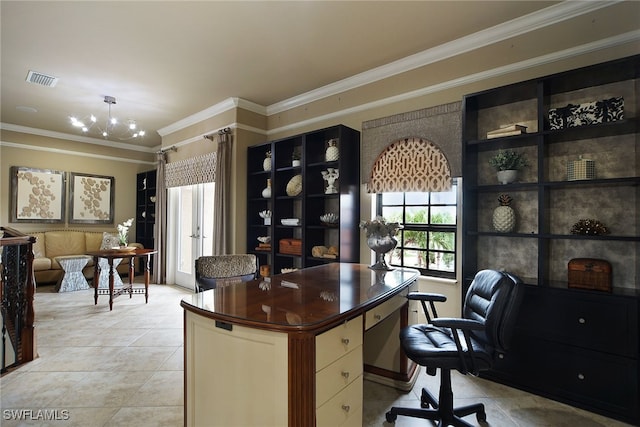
10, 166, 66, 223
69, 172, 115, 224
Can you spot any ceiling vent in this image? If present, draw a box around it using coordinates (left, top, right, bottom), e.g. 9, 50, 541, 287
25, 70, 58, 87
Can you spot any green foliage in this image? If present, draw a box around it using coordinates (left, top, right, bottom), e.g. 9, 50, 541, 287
388, 210, 455, 270
489, 149, 529, 171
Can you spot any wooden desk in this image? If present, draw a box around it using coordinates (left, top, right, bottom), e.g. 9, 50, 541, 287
180, 263, 419, 426
86, 248, 156, 311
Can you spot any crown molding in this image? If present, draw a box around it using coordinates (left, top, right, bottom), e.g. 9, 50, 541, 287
157, 97, 268, 137
153, 1, 621, 138
0, 122, 158, 153
266, 0, 620, 115
0, 140, 155, 165
266, 29, 640, 136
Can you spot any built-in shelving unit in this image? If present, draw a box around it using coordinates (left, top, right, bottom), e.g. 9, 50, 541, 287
135, 170, 156, 252
462, 55, 639, 424
246, 125, 360, 275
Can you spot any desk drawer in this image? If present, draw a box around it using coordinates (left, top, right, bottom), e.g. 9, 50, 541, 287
365, 293, 406, 330
316, 346, 362, 408
316, 316, 363, 371
316, 376, 363, 427
518, 287, 637, 357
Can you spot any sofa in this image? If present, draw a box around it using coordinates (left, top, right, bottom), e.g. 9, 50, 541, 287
31, 230, 143, 286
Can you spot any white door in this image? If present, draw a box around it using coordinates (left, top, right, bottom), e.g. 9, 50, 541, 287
169, 183, 215, 289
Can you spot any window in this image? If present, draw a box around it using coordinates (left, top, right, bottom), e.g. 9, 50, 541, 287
376, 180, 457, 278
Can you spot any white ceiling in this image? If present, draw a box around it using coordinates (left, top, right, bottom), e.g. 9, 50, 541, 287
0, 1, 626, 150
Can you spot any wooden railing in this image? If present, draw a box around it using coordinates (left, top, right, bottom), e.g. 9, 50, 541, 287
1, 227, 36, 374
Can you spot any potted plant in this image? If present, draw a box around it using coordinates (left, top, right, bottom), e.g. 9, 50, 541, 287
292, 147, 301, 167
489, 149, 529, 184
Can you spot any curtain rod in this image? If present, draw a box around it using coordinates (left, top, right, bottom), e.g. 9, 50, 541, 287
157, 146, 177, 154
203, 127, 231, 141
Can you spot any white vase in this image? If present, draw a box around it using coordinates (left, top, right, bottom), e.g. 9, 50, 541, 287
262, 179, 272, 198
263, 155, 271, 171
496, 169, 518, 184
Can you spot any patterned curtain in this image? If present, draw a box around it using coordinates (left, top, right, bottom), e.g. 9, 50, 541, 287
213, 132, 232, 255
164, 153, 216, 188
367, 137, 451, 193
153, 152, 167, 284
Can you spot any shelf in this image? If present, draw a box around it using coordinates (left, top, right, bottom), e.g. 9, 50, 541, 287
462, 55, 639, 424
469, 231, 640, 242
246, 124, 360, 274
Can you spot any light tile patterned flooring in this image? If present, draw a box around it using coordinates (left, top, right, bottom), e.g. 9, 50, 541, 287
0, 283, 633, 426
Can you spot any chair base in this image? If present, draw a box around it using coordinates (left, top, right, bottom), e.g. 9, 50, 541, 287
385, 369, 487, 427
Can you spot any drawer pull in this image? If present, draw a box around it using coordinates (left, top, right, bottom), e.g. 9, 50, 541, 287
578, 317, 586, 324
341, 338, 350, 345
341, 404, 350, 413
341, 371, 350, 380
577, 373, 585, 380
374, 314, 382, 320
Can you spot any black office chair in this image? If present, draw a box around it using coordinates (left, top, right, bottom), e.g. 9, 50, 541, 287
386, 269, 523, 426
194, 254, 258, 292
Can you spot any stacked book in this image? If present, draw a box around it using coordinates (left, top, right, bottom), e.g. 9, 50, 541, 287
486, 124, 527, 139
255, 243, 271, 251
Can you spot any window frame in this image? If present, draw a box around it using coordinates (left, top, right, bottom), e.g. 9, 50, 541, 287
375, 181, 457, 279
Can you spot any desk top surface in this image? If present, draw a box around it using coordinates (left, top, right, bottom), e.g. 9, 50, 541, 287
86, 248, 157, 258
181, 263, 419, 331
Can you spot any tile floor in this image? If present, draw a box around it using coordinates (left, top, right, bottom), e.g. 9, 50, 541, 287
0, 283, 633, 426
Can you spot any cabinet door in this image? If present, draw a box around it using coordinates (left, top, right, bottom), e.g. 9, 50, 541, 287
517, 287, 638, 357
497, 336, 638, 421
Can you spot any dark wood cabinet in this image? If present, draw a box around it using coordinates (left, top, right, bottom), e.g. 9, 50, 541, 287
462, 55, 639, 424
136, 170, 156, 252
247, 125, 360, 275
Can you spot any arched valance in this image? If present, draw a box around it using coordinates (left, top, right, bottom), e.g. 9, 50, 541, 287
367, 137, 451, 193
165, 152, 216, 188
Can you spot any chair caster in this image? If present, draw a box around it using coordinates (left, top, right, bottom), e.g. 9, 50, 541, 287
385, 411, 397, 423
476, 409, 487, 423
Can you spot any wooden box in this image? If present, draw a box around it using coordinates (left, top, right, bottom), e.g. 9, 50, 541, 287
568, 258, 612, 292
279, 238, 302, 255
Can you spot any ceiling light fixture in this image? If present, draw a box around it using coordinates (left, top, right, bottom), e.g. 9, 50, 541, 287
69, 96, 145, 140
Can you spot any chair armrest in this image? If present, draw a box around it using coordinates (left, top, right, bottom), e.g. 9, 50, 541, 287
432, 317, 486, 375
407, 292, 447, 302
432, 317, 484, 331
407, 292, 447, 323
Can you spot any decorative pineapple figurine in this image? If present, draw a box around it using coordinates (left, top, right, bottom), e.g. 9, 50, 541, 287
493, 194, 516, 233
263, 150, 272, 171
325, 139, 339, 161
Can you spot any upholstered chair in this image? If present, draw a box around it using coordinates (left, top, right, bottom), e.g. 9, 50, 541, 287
194, 254, 258, 293
386, 269, 523, 426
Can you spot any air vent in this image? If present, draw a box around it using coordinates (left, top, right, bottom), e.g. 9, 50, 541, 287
25, 70, 58, 87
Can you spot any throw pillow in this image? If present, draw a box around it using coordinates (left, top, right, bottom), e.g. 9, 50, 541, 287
100, 232, 120, 250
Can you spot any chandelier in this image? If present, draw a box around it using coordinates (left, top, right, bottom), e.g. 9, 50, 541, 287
69, 96, 145, 140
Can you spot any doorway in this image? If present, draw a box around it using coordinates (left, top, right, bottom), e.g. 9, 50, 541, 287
168, 182, 215, 289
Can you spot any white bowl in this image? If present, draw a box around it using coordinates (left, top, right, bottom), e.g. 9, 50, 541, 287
257, 236, 271, 243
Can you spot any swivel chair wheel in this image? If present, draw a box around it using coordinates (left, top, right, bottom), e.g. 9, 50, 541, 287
476, 409, 487, 423
385, 411, 397, 423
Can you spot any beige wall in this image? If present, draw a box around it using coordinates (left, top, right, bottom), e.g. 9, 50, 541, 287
3, 3, 638, 296
159, 45, 639, 258
0, 130, 155, 239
